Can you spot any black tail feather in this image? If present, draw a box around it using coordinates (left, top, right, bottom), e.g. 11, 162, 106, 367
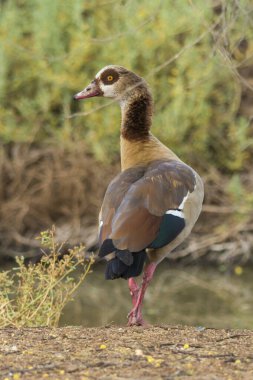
105, 250, 146, 280
99, 239, 115, 257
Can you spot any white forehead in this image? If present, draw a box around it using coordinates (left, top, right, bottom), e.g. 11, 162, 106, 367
95, 65, 118, 79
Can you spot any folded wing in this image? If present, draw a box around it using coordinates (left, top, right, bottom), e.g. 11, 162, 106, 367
99, 160, 196, 254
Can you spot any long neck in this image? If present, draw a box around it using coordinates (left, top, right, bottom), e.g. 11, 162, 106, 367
120, 89, 153, 141
120, 89, 179, 171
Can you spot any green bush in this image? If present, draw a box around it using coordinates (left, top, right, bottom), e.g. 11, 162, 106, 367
0, 0, 252, 170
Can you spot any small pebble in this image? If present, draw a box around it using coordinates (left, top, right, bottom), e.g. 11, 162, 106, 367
195, 326, 206, 332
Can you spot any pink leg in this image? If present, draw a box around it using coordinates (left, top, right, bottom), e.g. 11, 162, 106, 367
127, 263, 157, 326
128, 278, 139, 306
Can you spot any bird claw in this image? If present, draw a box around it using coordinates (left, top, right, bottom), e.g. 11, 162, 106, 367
127, 316, 147, 326
127, 309, 147, 326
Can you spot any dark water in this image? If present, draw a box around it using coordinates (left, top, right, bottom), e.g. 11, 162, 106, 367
60, 262, 253, 329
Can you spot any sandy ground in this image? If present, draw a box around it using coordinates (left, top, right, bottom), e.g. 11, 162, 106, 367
1, 325, 253, 380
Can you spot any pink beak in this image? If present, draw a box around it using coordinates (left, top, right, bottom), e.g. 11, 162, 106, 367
73, 79, 103, 100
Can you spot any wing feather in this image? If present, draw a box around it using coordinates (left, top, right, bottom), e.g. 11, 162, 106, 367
99, 160, 196, 253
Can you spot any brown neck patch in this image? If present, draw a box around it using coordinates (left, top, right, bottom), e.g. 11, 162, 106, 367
121, 92, 153, 141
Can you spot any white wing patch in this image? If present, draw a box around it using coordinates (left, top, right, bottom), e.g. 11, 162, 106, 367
177, 174, 197, 211
165, 209, 184, 218
178, 191, 190, 210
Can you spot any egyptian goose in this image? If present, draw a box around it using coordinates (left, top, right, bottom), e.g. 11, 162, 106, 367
74, 65, 204, 326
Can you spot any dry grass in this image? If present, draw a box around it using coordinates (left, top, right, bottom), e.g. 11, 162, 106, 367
0, 227, 94, 328
0, 141, 252, 264
0, 142, 118, 256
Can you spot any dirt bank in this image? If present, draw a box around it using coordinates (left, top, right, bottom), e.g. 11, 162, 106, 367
1, 325, 253, 379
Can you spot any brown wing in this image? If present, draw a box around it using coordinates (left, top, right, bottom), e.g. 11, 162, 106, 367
99, 165, 145, 244
100, 160, 196, 252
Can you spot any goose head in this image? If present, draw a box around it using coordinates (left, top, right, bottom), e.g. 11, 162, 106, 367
73, 65, 147, 103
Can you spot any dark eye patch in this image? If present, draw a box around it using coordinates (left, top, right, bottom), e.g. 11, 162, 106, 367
100, 69, 119, 85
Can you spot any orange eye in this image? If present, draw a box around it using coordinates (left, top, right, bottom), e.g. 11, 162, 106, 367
107, 75, 113, 81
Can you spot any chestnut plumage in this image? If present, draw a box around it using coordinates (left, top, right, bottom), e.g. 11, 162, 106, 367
74, 65, 204, 326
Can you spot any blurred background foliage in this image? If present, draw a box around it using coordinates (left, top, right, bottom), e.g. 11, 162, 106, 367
0, 0, 253, 259
1, 0, 252, 167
